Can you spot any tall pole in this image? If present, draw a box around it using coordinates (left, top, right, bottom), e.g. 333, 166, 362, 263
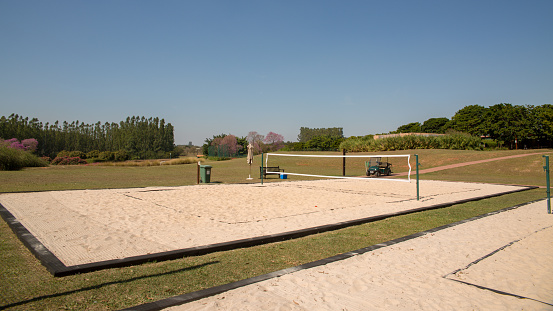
261, 152, 264, 185
197, 161, 200, 184
342, 149, 346, 176
544, 155, 551, 214
416, 154, 420, 201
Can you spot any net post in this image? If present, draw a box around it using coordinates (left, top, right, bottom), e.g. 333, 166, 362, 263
416, 154, 420, 201
342, 149, 346, 176
544, 155, 551, 214
261, 152, 264, 185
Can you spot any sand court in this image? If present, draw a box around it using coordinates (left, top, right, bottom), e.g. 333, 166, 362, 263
164, 200, 553, 311
0, 179, 529, 268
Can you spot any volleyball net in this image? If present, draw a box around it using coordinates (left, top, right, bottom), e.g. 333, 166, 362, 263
264, 153, 412, 182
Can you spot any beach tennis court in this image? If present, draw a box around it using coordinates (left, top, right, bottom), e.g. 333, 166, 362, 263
0, 179, 530, 274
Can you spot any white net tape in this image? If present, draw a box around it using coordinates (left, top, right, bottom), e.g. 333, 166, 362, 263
265, 153, 412, 182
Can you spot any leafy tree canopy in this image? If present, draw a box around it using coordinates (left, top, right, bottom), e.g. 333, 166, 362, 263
450, 105, 487, 136
298, 127, 343, 142
421, 118, 449, 134
395, 122, 422, 133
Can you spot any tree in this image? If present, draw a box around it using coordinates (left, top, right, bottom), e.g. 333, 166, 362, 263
0, 114, 175, 158
247, 131, 265, 154
297, 127, 343, 143
533, 104, 553, 145
305, 135, 344, 151
263, 132, 284, 151
421, 118, 449, 133
395, 122, 421, 133
484, 103, 533, 148
220, 135, 241, 155
450, 105, 487, 136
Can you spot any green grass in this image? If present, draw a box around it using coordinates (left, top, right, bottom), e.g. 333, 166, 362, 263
0, 149, 551, 310
3, 149, 549, 193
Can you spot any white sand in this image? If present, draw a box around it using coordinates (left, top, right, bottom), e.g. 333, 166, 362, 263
0, 179, 527, 266
169, 201, 553, 311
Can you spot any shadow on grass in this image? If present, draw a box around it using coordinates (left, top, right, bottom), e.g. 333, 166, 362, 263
0, 261, 219, 310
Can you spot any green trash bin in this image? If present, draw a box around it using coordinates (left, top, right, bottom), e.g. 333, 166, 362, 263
200, 165, 212, 183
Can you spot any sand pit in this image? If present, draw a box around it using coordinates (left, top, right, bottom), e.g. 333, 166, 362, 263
0, 179, 528, 268
163, 201, 553, 311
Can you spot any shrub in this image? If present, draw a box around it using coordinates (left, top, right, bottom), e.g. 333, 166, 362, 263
50, 156, 87, 165
57, 150, 71, 158
483, 139, 498, 149
41, 156, 52, 163
0, 145, 48, 170
98, 151, 114, 161
21, 139, 38, 152
114, 150, 129, 161
69, 151, 86, 159
1, 138, 39, 152
87, 150, 100, 159
340, 133, 483, 152
281, 142, 306, 151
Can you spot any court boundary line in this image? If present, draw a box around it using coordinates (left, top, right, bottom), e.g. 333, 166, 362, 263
0, 185, 537, 277
442, 225, 553, 307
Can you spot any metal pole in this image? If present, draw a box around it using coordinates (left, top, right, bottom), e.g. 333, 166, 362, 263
197, 161, 200, 184
342, 149, 346, 176
416, 154, 420, 201
544, 155, 551, 214
261, 152, 264, 185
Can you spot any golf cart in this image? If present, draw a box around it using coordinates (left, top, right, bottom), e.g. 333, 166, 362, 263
365, 157, 392, 177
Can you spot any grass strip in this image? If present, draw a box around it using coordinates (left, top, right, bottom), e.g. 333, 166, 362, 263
0, 188, 545, 310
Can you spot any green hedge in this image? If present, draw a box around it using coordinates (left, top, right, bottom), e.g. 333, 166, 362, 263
0, 145, 48, 170
340, 133, 483, 152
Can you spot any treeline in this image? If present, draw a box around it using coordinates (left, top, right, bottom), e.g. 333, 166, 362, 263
280, 127, 345, 151
297, 127, 343, 142
202, 131, 286, 158
0, 114, 176, 159
393, 103, 553, 149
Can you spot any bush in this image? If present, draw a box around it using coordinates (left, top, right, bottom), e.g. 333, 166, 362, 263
50, 156, 87, 165
1, 138, 39, 152
339, 133, 483, 152
98, 151, 114, 162
57, 150, 71, 158
0, 145, 48, 170
339, 136, 374, 152
21, 139, 38, 152
114, 150, 129, 161
87, 150, 100, 159
281, 142, 305, 151
69, 151, 86, 159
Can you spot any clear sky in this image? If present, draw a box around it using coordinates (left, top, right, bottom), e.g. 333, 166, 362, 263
1, 1, 552, 145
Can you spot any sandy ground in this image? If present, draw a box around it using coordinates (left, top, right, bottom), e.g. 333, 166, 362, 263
0, 179, 527, 266
168, 200, 553, 311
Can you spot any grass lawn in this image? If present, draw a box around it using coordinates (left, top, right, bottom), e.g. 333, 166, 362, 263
1, 149, 552, 310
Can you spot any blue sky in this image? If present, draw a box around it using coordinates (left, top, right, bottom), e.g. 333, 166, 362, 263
1, 1, 552, 145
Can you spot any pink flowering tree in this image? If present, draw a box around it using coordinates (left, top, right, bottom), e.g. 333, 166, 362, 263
220, 135, 242, 155
247, 131, 265, 154
21, 139, 38, 152
1, 138, 38, 152
210, 137, 223, 147
264, 132, 284, 151
210, 135, 242, 156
